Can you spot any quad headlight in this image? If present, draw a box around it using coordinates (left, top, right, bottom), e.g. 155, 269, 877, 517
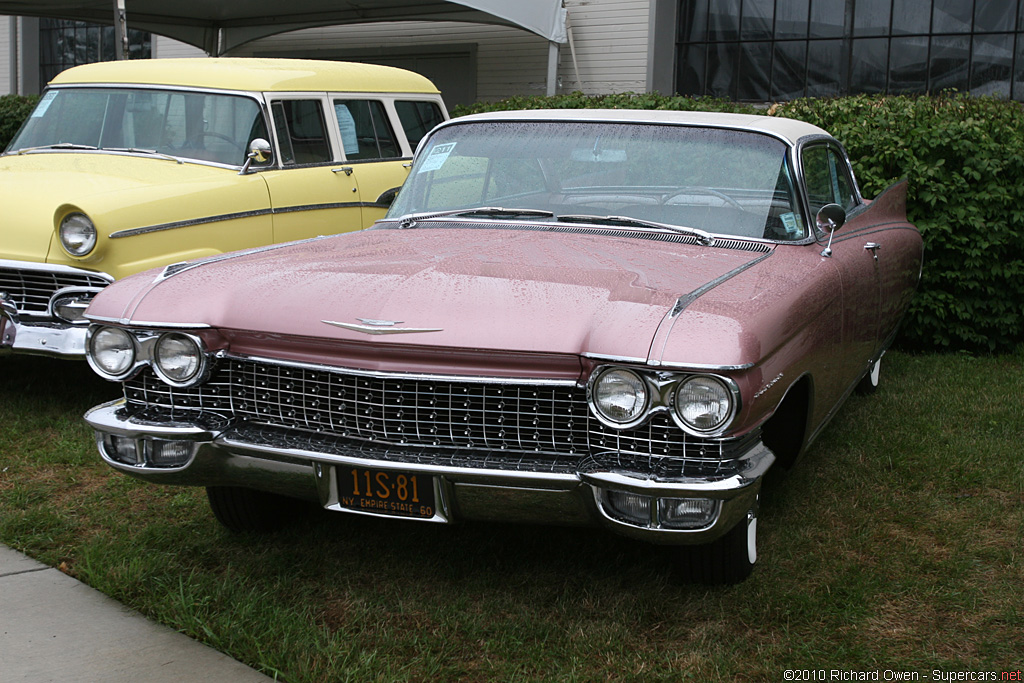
86, 326, 209, 386
59, 213, 97, 257
153, 333, 204, 385
589, 367, 649, 427
87, 326, 136, 378
673, 375, 734, 433
587, 366, 738, 435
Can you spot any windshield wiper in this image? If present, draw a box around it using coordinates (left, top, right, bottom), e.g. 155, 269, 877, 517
15, 142, 99, 154
105, 147, 184, 164
396, 206, 555, 227
556, 214, 716, 246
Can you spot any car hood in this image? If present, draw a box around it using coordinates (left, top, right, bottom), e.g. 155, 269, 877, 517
0, 152, 239, 263
89, 226, 783, 368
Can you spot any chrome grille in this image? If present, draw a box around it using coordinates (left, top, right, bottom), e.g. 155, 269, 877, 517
123, 356, 730, 464
0, 266, 109, 316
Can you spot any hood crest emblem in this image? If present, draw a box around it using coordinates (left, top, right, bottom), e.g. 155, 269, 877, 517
322, 318, 443, 335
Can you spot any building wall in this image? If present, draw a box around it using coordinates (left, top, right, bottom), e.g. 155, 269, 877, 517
225, 0, 651, 99
152, 34, 206, 59
0, 17, 11, 93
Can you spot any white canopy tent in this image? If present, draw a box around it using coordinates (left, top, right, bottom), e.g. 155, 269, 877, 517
1, 0, 568, 94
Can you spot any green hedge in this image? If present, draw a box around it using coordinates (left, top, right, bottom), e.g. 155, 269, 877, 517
454, 93, 1024, 353
0, 94, 38, 150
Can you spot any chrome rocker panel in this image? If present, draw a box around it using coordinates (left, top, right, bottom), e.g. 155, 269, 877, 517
85, 398, 774, 545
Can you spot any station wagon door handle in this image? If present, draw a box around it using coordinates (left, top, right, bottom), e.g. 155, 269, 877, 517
332, 166, 354, 176
865, 242, 881, 259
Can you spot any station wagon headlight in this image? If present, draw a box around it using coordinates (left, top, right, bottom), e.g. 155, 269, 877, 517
590, 367, 649, 427
87, 326, 136, 378
673, 376, 734, 433
59, 213, 97, 257
153, 333, 205, 385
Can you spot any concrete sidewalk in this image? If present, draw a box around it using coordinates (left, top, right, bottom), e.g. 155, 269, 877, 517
0, 545, 275, 682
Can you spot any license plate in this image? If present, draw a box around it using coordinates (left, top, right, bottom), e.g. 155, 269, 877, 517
338, 466, 436, 519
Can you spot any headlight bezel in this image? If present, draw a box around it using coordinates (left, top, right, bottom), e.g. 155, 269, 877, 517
59, 212, 98, 257
671, 374, 739, 436
86, 326, 211, 387
86, 325, 140, 380
587, 366, 651, 429
586, 365, 739, 437
152, 332, 208, 387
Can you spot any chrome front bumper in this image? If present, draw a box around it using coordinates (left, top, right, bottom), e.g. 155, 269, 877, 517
0, 259, 111, 359
0, 310, 91, 358
85, 398, 775, 545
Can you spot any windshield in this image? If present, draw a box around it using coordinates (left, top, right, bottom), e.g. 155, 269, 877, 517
388, 120, 805, 241
8, 87, 267, 167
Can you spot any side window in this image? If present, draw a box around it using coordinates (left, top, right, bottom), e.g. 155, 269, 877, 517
333, 99, 399, 160
802, 144, 858, 221
395, 100, 446, 150
270, 99, 331, 165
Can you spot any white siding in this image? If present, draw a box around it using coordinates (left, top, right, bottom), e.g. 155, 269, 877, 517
228, 0, 651, 100
152, 34, 207, 59
0, 17, 10, 94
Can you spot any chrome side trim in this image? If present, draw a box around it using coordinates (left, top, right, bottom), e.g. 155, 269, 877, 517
109, 209, 273, 239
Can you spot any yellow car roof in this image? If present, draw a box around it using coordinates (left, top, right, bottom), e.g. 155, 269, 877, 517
49, 57, 440, 94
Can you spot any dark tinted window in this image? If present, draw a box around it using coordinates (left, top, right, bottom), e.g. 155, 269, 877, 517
334, 100, 400, 160
271, 99, 331, 165
676, 0, 1024, 101
395, 101, 446, 150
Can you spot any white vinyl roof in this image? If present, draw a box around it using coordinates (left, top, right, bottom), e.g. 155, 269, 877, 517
445, 109, 833, 147
0, 0, 567, 54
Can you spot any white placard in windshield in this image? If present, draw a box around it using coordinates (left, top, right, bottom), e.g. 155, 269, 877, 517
417, 142, 456, 173
33, 91, 57, 118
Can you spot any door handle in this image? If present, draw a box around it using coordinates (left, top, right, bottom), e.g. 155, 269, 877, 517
864, 242, 881, 260
332, 166, 354, 176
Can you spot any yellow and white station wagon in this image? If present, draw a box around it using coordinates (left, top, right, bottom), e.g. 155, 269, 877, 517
0, 57, 447, 359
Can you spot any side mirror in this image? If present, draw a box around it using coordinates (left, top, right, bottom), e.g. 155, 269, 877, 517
816, 203, 846, 257
239, 138, 273, 175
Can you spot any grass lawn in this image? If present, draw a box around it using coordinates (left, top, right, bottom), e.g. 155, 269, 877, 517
1, 350, 1022, 682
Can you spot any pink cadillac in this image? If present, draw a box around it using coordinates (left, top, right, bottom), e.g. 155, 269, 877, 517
83, 110, 923, 583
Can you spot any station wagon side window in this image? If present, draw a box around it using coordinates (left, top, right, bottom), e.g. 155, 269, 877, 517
333, 99, 400, 160
270, 99, 332, 165
395, 100, 446, 150
802, 144, 858, 222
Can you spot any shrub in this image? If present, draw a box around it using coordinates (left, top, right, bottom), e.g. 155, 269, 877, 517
453, 92, 1024, 353
776, 94, 1024, 352
0, 94, 39, 150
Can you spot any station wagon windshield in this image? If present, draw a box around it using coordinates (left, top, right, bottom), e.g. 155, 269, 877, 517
389, 121, 805, 241
7, 87, 266, 167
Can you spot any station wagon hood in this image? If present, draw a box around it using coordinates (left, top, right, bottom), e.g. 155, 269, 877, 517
88, 227, 785, 367
0, 153, 258, 262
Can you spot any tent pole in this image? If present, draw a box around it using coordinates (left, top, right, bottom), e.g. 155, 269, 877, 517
113, 0, 128, 59
546, 41, 559, 96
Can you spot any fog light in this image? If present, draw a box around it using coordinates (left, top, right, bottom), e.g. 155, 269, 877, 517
604, 490, 653, 525
145, 440, 194, 467
103, 434, 140, 465
658, 497, 720, 530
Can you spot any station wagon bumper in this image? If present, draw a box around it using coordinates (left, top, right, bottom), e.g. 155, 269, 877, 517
0, 260, 112, 359
85, 398, 774, 545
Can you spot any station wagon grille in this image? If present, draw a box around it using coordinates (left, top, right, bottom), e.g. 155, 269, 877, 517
123, 357, 736, 470
0, 266, 109, 316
